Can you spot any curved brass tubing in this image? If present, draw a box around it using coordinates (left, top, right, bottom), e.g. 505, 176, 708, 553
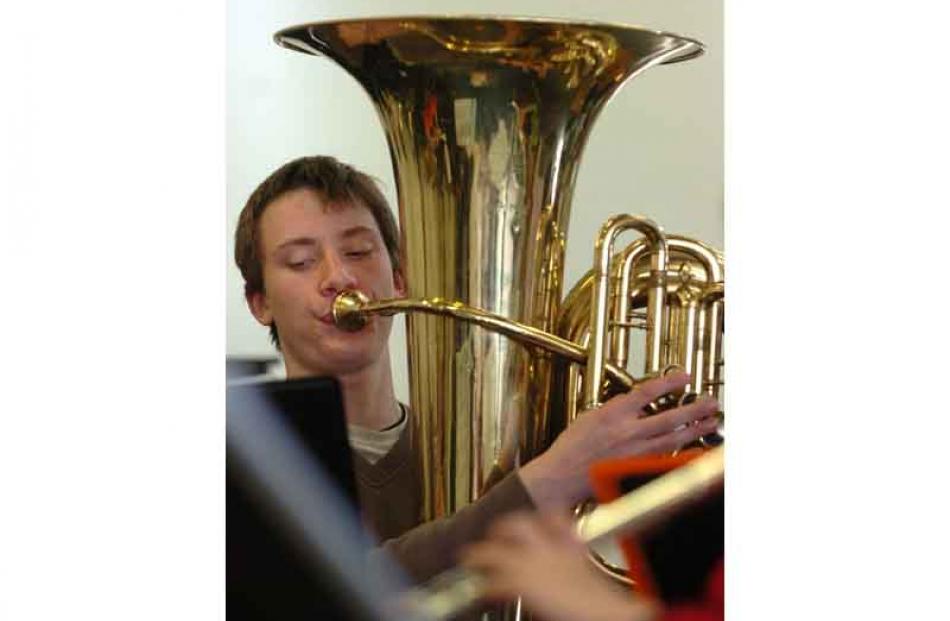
585, 215, 668, 411
333, 290, 636, 390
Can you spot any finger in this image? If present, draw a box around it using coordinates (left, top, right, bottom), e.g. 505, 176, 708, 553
485, 513, 549, 547
628, 415, 720, 456
459, 542, 512, 570
616, 372, 692, 415
536, 513, 585, 546
457, 546, 524, 599
632, 396, 720, 439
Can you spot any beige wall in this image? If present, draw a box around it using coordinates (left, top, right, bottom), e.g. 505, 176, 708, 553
226, 0, 723, 398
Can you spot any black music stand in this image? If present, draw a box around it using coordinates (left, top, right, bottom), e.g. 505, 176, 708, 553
226, 377, 412, 621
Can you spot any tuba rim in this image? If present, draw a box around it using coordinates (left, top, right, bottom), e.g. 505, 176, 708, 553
274, 15, 705, 66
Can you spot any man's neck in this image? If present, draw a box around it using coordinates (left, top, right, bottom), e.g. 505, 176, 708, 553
336, 358, 401, 431
286, 351, 400, 431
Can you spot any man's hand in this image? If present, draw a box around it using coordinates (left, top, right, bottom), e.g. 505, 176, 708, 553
519, 372, 720, 512
460, 513, 657, 621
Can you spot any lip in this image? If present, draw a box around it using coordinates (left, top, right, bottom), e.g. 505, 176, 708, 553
315, 291, 376, 328
316, 311, 371, 331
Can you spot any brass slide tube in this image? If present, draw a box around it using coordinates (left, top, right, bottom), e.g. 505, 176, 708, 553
700, 282, 724, 398
610, 241, 651, 369
608, 237, 723, 396
584, 216, 668, 410
661, 240, 723, 396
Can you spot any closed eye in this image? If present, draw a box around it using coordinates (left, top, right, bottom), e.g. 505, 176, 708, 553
287, 258, 314, 270
345, 249, 372, 258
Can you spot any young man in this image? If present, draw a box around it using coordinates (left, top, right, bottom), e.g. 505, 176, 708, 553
234, 156, 720, 582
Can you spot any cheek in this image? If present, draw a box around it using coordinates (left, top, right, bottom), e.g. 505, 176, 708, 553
264, 274, 311, 315
366, 260, 399, 292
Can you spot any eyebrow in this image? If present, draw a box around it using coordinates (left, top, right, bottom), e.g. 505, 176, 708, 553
339, 225, 379, 240
273, 227, 379, 252
275, 237, 318, 251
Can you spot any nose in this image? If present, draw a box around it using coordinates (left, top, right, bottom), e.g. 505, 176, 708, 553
317, 251, 359, 297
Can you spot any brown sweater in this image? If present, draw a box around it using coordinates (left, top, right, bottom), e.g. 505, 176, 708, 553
352, 412, 535, 584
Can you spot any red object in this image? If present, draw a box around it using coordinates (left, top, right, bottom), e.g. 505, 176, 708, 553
589, 451, 706, 600
589, 450, 723, 620
422, 95, 438, 140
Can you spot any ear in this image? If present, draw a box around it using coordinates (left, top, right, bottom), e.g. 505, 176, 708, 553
246, 289, 274, 327
393, 268, 407, 297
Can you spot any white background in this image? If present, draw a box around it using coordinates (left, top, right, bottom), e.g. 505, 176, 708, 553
2, 1, 950, 620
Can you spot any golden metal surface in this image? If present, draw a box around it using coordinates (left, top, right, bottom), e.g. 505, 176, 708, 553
550, 235, 725, 433
584, 216, 668, 410
276, 16, 705, 524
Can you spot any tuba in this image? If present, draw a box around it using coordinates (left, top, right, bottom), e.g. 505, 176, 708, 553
275, 13, 723, 601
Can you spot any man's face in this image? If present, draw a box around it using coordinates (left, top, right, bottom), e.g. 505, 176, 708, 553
247, 187, 405, 378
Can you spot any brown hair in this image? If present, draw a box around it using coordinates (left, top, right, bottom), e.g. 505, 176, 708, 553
234, 155, 401, 348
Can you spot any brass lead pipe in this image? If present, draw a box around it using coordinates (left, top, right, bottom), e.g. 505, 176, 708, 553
398, 447, 724, 621
333, 290, 636, 390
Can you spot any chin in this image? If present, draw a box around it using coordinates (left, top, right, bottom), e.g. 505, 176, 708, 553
305, 344, 386, 376
282, 322, 390, 375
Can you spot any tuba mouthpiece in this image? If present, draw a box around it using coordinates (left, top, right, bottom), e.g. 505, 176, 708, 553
332, 290, 370, 332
